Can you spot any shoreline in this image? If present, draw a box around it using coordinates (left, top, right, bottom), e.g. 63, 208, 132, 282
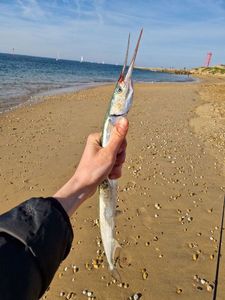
1, 79, 225, 299
0, 76, 195, 116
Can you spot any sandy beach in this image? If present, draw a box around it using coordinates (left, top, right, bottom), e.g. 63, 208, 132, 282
1, 78, 225, 300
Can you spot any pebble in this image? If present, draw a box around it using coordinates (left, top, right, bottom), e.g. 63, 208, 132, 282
192, 253, 199, 261
154, 203, 161, 210
66, 292, 76, 299
128, 293, 142, 300
200, 279, 207, 285
82, 290, 88, 295
206, 284, 213, 292
176, 288, 182, 294
142, 268, 148, 280
72, 265, 79, 273
210, 254, 215, 260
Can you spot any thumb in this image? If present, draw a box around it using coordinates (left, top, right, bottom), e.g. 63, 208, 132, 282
106, 117, 129, 153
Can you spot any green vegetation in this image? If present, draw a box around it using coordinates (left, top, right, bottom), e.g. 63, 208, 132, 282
192, 65, 225, 75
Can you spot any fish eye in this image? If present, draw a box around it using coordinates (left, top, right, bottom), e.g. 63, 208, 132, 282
117, 87, 122, 93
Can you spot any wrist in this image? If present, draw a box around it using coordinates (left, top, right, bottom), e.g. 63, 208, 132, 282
53, 175, 94, 217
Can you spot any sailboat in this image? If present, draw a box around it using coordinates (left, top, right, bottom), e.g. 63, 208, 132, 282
56, 52, 60, 61
80, 56, 84, 63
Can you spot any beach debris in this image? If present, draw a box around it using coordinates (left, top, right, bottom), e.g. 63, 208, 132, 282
72, 264, 79, 273
60, 291, 66, 297
92, 258, 103, 269
66, 292, 76, 299
206, 284, 214, 292
210, 254, 215, 260
141, 268, 148, 280
193, 274, 214, 292
176, 288, 182, 294
128, 293, 142, 300
192, 253, 199, 261
117, 282, 129, 288
93, 218, 100, 227
154, 203, 161, 210
82, 290, 96, 299
189, 242, 198, 248
84, 262, 92, 271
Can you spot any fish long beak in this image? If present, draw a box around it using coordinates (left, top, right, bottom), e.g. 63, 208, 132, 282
125, 28, 143, 82
121, 33, 130, 76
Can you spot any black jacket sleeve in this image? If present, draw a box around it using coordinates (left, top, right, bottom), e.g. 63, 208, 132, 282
0, 197, 74, 300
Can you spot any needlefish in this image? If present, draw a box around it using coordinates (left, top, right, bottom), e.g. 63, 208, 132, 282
99, 29, 143, 272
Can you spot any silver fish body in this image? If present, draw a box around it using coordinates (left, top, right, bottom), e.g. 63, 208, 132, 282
99, 29, 143, 271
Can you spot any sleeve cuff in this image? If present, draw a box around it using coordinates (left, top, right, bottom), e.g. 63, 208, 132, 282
0, 197, 74, 295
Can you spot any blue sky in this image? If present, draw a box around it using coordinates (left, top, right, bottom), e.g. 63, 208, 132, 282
0, 0, 224, 68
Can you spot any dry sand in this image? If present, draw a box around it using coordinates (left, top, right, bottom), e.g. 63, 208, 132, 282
0, 78, 225, 300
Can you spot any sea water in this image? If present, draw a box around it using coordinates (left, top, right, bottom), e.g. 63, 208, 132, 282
0, 53, 193, 113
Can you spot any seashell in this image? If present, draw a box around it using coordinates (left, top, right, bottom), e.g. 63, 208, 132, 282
200, 279, 206, 285
142, 269, 148, 280
192, 253, 199, 261
206, 284, 213, 292
154, 203, 161, 210
176, 288, 182, 294
87, 291, 93, 297
210, 254, 214, 260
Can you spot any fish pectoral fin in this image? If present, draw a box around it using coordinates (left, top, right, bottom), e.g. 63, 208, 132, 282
111, 267, 122, 283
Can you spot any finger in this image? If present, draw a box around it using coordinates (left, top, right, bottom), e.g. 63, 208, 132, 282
118, 139, 127, 154
106, 118, 129, 154
86, 133, 102, 153
114, 150, 126, 167
109, 166, 122, 179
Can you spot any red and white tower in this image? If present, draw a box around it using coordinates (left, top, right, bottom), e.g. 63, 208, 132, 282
204, 52, 212, 67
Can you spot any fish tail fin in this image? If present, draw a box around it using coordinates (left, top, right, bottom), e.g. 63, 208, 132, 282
111, 267, 122, 283
112, 238, 121, 264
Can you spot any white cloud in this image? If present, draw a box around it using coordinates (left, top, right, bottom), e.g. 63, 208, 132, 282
16, 0, 45, 19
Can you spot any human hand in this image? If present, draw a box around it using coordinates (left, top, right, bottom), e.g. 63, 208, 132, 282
54, 118, 129, 216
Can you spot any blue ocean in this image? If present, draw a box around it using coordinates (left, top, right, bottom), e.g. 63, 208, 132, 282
0, 53, 193, 113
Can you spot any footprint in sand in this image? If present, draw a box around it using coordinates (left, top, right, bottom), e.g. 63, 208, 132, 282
118, 248, 133, 269
136, 206, 153, 229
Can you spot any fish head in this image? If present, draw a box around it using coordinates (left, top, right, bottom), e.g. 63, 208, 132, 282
109, 29, 143, 117
109, 76, 133, 116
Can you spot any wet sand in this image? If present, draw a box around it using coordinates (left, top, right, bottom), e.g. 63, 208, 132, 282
0, 78, 225, 299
